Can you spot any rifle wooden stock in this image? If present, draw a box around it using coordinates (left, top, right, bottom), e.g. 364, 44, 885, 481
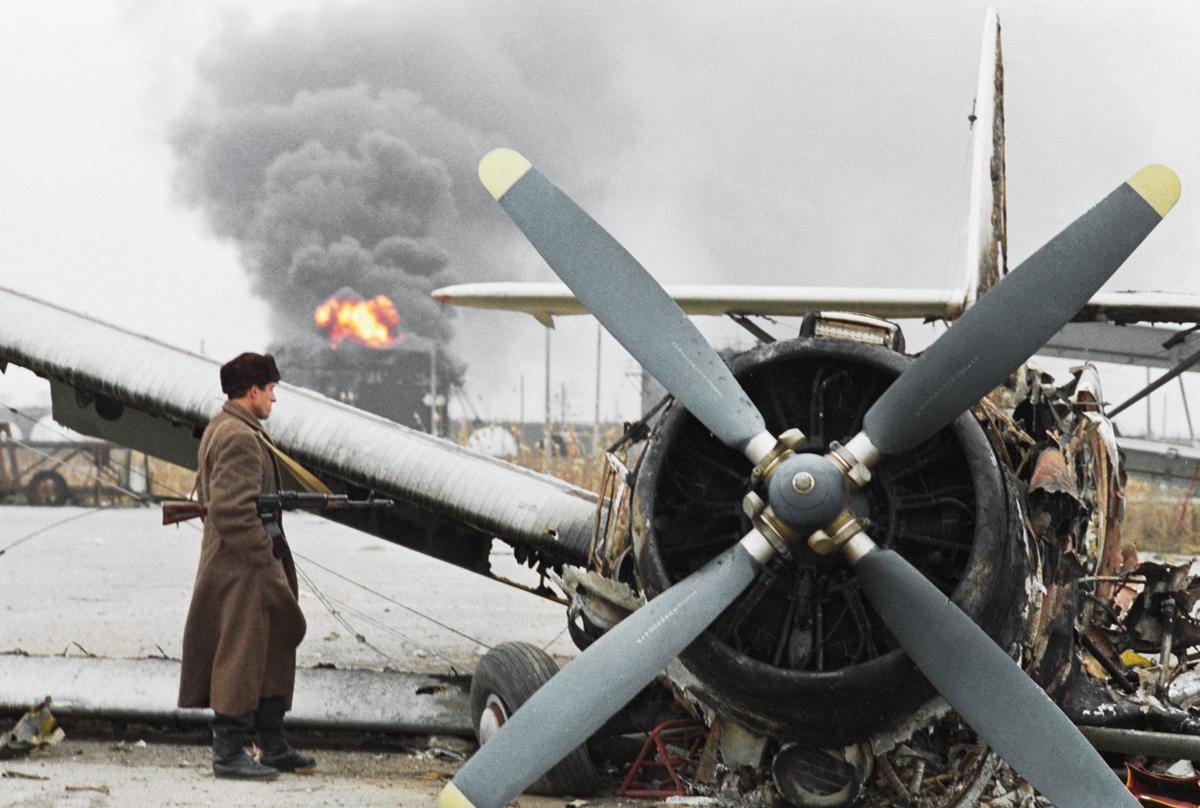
162, 500, 207, 525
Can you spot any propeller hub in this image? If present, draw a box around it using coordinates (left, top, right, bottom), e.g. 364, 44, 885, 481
767, 453, 846, 529
791, 471, 816, 494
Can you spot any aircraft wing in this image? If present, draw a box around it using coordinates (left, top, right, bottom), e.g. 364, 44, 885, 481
1077, 290, 1200, 325
0, 284, 597, 577
435, 282, 1200, 325
432, 282, 966, 326
1117, 435, 1200, 484
436, 283, 1200, 369
1041, 320, 1200, 371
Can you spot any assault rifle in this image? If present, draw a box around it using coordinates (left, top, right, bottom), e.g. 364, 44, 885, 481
255, 491, 395, 518
162, 492, 394, 526
256, 492, 394, 560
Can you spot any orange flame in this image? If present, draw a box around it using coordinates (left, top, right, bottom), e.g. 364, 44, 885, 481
314, 292, 402, 349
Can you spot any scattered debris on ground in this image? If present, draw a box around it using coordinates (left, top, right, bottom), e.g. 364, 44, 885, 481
0, 696, 63, 759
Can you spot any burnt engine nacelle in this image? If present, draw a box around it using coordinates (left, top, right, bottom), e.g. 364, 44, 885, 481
630, 336, 1028, 745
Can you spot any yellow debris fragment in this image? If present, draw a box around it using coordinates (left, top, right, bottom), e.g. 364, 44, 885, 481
1120, 649, 1154, 669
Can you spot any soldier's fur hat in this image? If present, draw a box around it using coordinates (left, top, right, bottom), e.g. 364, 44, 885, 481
220, 352, 281, 398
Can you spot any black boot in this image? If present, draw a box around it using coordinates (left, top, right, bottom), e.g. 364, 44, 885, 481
255, 696, 316, 772
212, 711, 279, 780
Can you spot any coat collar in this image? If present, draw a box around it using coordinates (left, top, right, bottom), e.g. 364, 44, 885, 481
222, 400, 268, 436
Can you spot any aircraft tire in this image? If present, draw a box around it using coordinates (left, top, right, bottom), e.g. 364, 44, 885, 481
469, 641, 602, 797
26, 470, 69, 506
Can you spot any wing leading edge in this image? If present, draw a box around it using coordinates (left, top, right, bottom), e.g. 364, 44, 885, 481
433, 283, 1200, 327
432, 282, 966, 326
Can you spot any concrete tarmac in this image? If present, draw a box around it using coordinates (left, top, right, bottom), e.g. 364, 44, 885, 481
1, 737, 624, 807
0, 505, 659, 807
1, 505, 578, 672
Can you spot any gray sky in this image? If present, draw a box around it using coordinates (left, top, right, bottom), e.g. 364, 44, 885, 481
2, 1, 1199, 437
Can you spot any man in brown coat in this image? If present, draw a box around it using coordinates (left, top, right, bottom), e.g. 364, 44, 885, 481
179, 352, 314, 780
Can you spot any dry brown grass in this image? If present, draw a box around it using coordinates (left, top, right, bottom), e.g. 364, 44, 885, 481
1124, 475, 1200, 555
144, 455, 196, 500
453, 422, 623, 495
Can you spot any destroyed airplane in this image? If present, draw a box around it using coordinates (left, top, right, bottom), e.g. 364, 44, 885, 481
2, 8, 1200, 808
435, 138, 1172, 808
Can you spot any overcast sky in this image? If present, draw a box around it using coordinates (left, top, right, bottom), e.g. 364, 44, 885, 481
2, 1, 1199, 437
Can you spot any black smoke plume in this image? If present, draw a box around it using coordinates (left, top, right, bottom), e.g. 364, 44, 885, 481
170, 1, 638, 350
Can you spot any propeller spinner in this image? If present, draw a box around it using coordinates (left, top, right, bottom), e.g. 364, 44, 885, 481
438, 151, 1178, 808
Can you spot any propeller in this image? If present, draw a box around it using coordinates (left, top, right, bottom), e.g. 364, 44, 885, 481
476, 148, 778, 465
861, 165, 1180, 456
438, 151, 1179, 808
440, 534, 773, 808
854, 545, 1135, 806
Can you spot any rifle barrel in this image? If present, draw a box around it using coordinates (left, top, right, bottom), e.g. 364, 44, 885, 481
255, 492, 394, 511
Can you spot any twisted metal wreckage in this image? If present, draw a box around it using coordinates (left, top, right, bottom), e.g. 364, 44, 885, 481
6, 8, 1200, 808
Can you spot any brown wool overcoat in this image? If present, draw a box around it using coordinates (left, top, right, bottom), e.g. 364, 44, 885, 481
178, 401, 306, 716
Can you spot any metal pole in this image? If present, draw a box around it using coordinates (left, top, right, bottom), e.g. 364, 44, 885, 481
1110, 351, 1200, 422
519, 374, 525, 426
1180, 375, 1196, 443
544, 328, 552, 464
429, 345, 438, 437
1079, 725, 1200, 760
1146, 367, 1152, 437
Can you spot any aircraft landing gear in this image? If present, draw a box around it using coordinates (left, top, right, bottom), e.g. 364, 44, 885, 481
469, 642, 602, 797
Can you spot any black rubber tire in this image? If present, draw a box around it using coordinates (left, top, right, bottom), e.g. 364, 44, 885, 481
468, 641, 602, 797
26, 470, 69, 506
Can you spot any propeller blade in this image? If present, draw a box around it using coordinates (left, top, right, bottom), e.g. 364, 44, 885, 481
438, 532, 773, 808
863, 165, 1179, 455
854, 546, 1138, 808
480, 148, 773, 461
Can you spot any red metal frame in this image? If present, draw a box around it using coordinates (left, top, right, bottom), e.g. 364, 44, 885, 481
617, 719, 708, 798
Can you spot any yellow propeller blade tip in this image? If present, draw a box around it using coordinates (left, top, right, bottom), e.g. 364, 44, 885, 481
436, 782, 476, 808
1128, 164, 1181, 217
480, 148, 532, 200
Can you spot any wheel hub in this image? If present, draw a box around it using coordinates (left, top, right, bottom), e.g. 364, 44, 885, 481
478, 695, 507, 745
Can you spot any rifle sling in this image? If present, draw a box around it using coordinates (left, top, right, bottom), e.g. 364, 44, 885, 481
255, 433, 333, 495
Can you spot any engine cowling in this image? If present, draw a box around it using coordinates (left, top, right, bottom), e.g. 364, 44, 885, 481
632, 336, 1027, 744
